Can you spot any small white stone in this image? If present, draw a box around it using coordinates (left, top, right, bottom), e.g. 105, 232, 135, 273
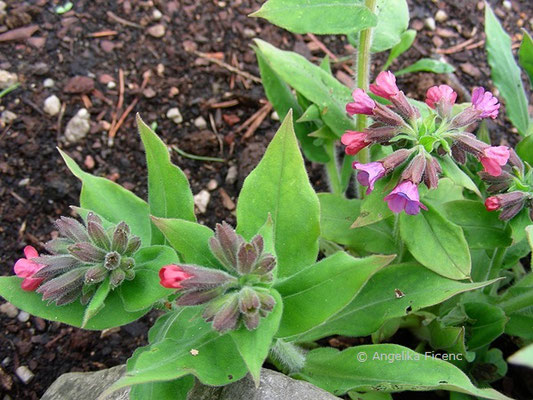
15, 366, 34, 384
0, 302, 18, 318
271, 111, 279, 121
64, 108, 91, 144
152, 8, 163, 20
147, 24, 166, 38
2, 357, 10, 367
1, 110, 17, 125
17, 311, 30, 323
18, 178, 30, 186
194, 190, 211, 214
194, 116, 207, 130
107, 81, 116, 89
502, 0, 512, 10
225, 165, 238, 185
166, 107, 183, 124
206, 179, 218, 191
43, 95, 61, 116
243, 28, 256, 38
43, 78, 55, 88
0, 1, 6, 12
435, 10, 447, 22
0, 70, 17, 89
424, 17, 436, 31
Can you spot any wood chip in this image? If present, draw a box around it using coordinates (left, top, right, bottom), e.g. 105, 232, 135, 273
0, 25, 39, 42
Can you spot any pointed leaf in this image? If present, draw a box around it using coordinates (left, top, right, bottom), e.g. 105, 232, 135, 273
82, 277, 111, 327
129, 376, 194, 400
519, 30, 533, 86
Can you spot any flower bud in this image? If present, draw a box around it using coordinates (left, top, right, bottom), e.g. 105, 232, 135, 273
37, 268, 87, 305
124, 268, 135, 281
390, 91, 420, 120
44, 238, 72, 255
401, 153, 427, 184
238, 287, 260, 314
104, 251, 121, 270
110, 268, 126, 288
112, 222, 129, 253
177, 288, 223, 306
372, 103, 405, 126
364, 125, 401, 143
68, 242, 107, 262
56, 217, 90, 243
423, 157, 441, 189
451, 144, 466, 164
237, 243, 259, 275
84, 265, 108, 285
212, 293, 240, 333
208, 222, 244, 271
125, 236, 141, 256
508, 149, 524, 174
243, 312, 260, 331
256, 290, 276, 312
87, 213, 111, 250
32, 255, 79, 279
120, 257, 135, 270
380, 149, 412, 172
425, 85, 457, 118
370, 71, 399, 100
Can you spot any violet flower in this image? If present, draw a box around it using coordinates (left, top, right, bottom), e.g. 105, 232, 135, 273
471, 87, 500, 119
341, 131, 370, 155
346, 89, 376, 116
384, 181, 428, 215
352, 162, 386, 194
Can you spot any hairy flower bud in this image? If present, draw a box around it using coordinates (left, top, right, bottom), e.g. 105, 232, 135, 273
110, 268, 126, 288
212, 294, 240, 333
423, 157, 441, 189
372, 103, 405, 126
87, 213, 111, 250
112, 222, 129, 253
84, 265, 108, 285
401, 153, 427, 184
380, 149, 412, 172
390, 91, 420, 120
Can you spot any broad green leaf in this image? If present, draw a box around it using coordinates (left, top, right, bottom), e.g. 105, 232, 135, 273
129, 376, 194, 400
137, 114, 195, 245
442, 200, 512, 249
414, 320, 473, 363
351, 179, 394, 228
422, 178, 464, 205
508, 207, 531, 243
297, 344, 511, 399
499, 272, 533, 339
368, 0, 409, 53
230, 290, 283, 384
275, 253, 394, 339
152, 218, 221, 269
319, 56, 332, 74
119, 246, 178, 312
82, 277, 110, 328
349, 392, 392, 400
0, 276, 147, 330
383, 29, 416, 70
508, 344, 533, 368
296, 263, 497, 342
237, 112, 320, 277
519, 30, 533, 86
318, 193, 396, 254
254, 46, 328, 163
253, 39, 355, 137
516, 135, 533, 165
395, 58, 455, 76
59, 149, 151, 245
251, 0, 377, 35
485, 4, 530, 135
463, 302, 507, 351
400, 204, 471, 280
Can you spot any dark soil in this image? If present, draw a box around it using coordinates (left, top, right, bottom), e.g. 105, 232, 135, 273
0, 0, 531, 399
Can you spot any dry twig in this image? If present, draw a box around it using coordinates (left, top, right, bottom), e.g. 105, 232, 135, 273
193, 51, 261, 83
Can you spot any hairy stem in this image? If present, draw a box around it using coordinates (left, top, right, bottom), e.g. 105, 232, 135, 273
325, 140, 342, 195
484, 246, 508, 295
269, 339, 306, 375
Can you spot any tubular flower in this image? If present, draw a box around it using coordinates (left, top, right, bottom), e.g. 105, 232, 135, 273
14, 246, 46, 291
471, 87, 500, 119
341, 131, 370, 155
159, 265, 193, 288
479, 146, 510, 177
425, 85, 457, 117
352, 162, 386, 194
370, 71, 399, 100
484, 192, 527, 220
384, 181, 428, 215
346, 88, 376, 116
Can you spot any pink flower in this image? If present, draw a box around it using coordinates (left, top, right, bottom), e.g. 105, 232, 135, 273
425, 85, 457, 109
485, 197, 500, 211
159, 264, 193, 289
384, 181, 428, 215
346, 89, 376, 115
370, 71, 399, 100
471, 87, 500, 119
479, 146, 510, 177
341, 131, 370, 155
352, 162, 386, 194
14, 246, 45, 291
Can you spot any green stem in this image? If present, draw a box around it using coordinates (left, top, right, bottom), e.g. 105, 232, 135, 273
500, 290, 533, 314
393, 213, 405, 262
325, 140, 342, 195
484, 247, 507, 295
269, 339, 306, 375
0, 82, 20, 99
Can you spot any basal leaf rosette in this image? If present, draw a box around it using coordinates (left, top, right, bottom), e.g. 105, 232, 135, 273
159, 222, 277, 333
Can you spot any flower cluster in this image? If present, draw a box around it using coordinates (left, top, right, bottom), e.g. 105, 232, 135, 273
342, 71, 512, 215
159, 222, 276, 332
14, 213, 140, 305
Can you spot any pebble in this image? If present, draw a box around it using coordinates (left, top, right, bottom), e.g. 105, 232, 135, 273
167, 107, 183, 124
147, 24, 166, 38
1, 358, 10, 367
225, 165, 238, 185
271, 111, 279, 121
64, 108, 91, 144
206, 179, 218, 191
0, 70, 17, 89
194, 116, 207, 129
15, 366, 34, 385
243, 28, 256, 38
43, 78, 55, 88
0, 1, 6, 12
152, 9, 163, 20
17, 311, 30, 323
143, 87, 156, 98
1, 110, 17, 125
435, 10, 447, 22
43, 95, 61, 116
107, 81, 116, 89
424, 17, 436, 31
84, 155, 95, 169
18, 178, 30, 186
194, 190, 211, 214
0, 303, 18, 318
502, 0, 512, 10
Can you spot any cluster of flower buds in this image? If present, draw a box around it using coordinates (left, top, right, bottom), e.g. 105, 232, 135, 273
14, 213, 141, 305
159, 222, 277, 333
341, 70, 515, 216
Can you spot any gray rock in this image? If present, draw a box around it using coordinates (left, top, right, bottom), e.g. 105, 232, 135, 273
17, 311, 30, 323
194, 116, 207, 129
15, 366, 34, 384
64, 109, 91, 144
0, 302, 18, 318
41, 365, 129, 400
43, 95, 61, 116
0, 110, 17, 125
167, 107, 183, 124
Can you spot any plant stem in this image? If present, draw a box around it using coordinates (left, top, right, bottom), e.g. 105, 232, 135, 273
393, 213, 405, 262
500, 289, 533, 314
325, 140, 342, 195
484, 246, 507, 295
269, 339, 306, 375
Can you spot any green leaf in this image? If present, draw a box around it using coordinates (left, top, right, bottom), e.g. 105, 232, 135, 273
439, 155, 481, 197
463, 302, 507, 351
297, 344, 511, 399
253, 39, 355, 137
318, 193, 396, 254
119, 246, 178, 312
349, 392, 393, 400
59, 149, 151, 245
519, 30, 533, 86
400, 204, 471, 280
508, 344, 533, 368
383, 29, 416, 70
508, 207, 531, 243
129, 376, 194, 400
250, 0, 377, 35
351, 179, 394, 228
237, 112, 320, 278
485, 4, 530, 135
442, 200, 512, 249
516, 135, 533, 165
137, 114, 196, 245
230, 290, 283, 385
0, 276, 147, 330
368, 0, 409, 53
82, 277, 110, 328
296, 263, 497, 342
422, 178, 464, 205
275, 253, 394, 339
152, 218, 221, 269
395, 58, 455, 76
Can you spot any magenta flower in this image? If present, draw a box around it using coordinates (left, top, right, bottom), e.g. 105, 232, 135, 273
471, 87, 500, 119
14, 246, 45, 291
159, 264, 193, 289
370, 71, 399, 100
479, 146, 510, 177
341, 131, 370, 155
384, 181, 428, 215
346, 89, 376, 116
352, 162, 386, 194
425, 85, 457, 109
